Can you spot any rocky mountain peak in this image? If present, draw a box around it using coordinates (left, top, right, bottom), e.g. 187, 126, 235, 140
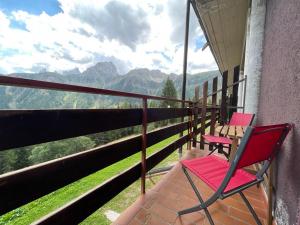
62, 68, 81, 76
127, 68, 167, 77
82, 62, 119, 77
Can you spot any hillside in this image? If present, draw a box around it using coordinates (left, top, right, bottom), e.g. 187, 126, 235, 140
0, 62, 220, 109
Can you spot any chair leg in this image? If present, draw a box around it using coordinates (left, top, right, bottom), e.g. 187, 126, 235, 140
178, 167, 215, 225
239, 192, 262, 225
208, 146, 218, 155
217, 143, 223, 154
177, 204, 202, 216
227, 144, 232, 161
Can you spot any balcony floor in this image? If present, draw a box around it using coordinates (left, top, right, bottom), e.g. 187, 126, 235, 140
113, 149, 268, 225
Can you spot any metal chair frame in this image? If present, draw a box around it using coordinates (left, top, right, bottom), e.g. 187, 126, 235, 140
204, 113, 255, 158
178, 124, 292, 225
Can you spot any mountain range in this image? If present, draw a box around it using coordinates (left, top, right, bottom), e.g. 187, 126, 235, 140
0, 62, 220, 109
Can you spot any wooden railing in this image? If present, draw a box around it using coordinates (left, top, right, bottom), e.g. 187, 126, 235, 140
0, 75, 220, 224
0, 70, 246, 224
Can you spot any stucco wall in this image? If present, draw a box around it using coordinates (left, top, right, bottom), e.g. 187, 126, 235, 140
244, 0, 266, 116
257, 0, 300, 224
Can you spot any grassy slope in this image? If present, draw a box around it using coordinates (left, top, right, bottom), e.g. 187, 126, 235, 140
0, 134, 182, 225
82, 147, 179, 225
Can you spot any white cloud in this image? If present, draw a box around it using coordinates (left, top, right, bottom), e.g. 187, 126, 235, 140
0, 0, 217, 75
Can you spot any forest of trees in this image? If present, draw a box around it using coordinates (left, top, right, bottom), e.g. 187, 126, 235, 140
0, 78, 179, 175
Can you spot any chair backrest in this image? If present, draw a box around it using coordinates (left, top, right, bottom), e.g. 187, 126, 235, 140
235, 123, 292, 169
229, 112, 254, 126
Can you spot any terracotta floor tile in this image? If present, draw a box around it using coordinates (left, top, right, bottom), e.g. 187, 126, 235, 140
229, 193, 266, 211
156, 195, 182, 212
229, 206, 266, 225
175, 212, 206, 225
207, 200, 229, 214
211, 210, 249, 225
251, 206, 268, 219
135, 208, 151, 223
150, 202, 177, 224
176, 195, 199, 210
128, 218, 143, 225
244, 189, 264, 200
143, 198, 156, 210
158, 187, 180, 200
222, 197, 250, 213
114, 149, 269, 225
145, 214, 169, 225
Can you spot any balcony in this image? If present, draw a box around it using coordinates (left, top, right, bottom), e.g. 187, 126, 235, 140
114, 148, 268, 225
114, 149, 267, 225
0, 74, 270, 225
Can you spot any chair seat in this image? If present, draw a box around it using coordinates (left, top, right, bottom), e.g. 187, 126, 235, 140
181, 155, 256, 193
203, 135, 233, 145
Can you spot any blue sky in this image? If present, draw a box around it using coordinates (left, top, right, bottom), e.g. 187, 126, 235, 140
0, 0, 216, 75
0, 0, 62, 15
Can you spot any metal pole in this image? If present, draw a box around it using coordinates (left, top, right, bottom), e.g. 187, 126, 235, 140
141, 98, 147, 194
179, 0, 190, 157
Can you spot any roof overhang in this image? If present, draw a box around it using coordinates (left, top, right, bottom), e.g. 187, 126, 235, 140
192, 0, 250, 76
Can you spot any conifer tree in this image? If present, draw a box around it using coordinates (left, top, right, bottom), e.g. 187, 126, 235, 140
160, 77, 178, 108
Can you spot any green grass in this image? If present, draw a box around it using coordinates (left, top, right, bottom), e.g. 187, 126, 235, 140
81, 150, 180, 225
0, 133, 185, 225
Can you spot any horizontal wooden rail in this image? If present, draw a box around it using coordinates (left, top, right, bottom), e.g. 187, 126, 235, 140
0, 74, 226, 223
201, 77, 247, 99
32, 132, 191, 225
0, 108, 192, 151
146, 132, 190, 171
0, 121, 190, 215
226, 106, 244, 109
0, 76, 192, 104
194, 116, 216, 135
0, 109, 141, 151
148, 108, 191, 123
33, 162, 142, 225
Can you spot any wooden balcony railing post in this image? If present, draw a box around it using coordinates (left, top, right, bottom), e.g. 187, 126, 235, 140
200, 81, 208, 149
192, 86, 199, 147
141, 98, 147, 194
220, 70, 228, 125
230, 65, 240, 117
187, 102, 193, 150
268, 162, 274, 225
209, 77, 218, 150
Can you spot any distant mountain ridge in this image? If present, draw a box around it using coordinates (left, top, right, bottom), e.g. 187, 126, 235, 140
0, 62, 220, 109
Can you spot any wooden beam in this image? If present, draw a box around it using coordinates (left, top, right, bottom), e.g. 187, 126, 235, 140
33, 163, 142, 225
200, 81, 208, 149
230, 65, 240, 117
220, 71, 228, 124
0, 121, 190, 215
192, 86, 199, 147
33, 133, 191, 225
0, 108, 191, 151
209, 77, 218, 150
141, 98, 147, 194
0, 75, 191, 104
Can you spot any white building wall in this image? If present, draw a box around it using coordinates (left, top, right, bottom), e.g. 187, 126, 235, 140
244, 0, 266, 119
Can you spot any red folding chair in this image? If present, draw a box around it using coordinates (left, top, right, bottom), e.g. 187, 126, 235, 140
178, 123, 292, 225
203, 112, 255, 158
